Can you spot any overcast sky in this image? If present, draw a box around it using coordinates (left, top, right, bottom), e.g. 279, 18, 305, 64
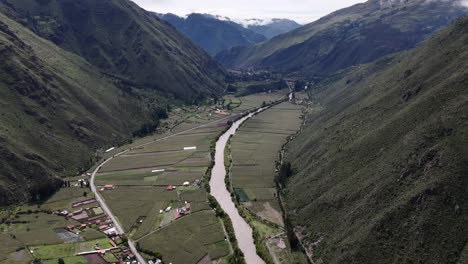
131, 0, 367, 24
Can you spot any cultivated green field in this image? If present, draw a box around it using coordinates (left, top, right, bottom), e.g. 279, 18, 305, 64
0, 172, 114, 264
228, 102, 304, 262
138, 211, 229, 264
230, 102, 303, 225
31, 238, 112, 259
101, 187, 177, 232
93, 93, 291, 263
224, 89, 289, 113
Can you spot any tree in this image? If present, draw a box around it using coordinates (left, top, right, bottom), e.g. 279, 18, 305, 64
83, 191, 88, 197
285, 218, 299, 250
275, 162, 292, 187
58, 258, 65, 264
227, 248, 245, 264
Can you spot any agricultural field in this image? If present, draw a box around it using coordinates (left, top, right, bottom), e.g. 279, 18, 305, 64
95, 107, 239, 263
138, 210, 230, 264
31, 238, 112, 259
95, 92, 283, 262
230, 102, 303, 225
224, 89, 289, 113
0, 183, 113, 264
230, 102, 302, 225
228, 102, 304, 262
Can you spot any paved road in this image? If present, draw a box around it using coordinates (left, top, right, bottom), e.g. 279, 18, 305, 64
90, 114, 241, 264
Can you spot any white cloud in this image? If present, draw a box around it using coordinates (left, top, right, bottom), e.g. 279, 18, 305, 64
131, 0, 367, 24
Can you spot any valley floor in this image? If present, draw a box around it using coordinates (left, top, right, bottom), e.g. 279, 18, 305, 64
0, 90, 293, 264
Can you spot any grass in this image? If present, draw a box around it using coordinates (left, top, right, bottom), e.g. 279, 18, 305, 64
226, 102, 305, 263
31, 238, 112, 259
101, 187, 177, 232
224, 90, 289, 113
42, 256, 88, 264
99, 151, 193, 172
6, 213, 80, 246
139, 211, 229, 263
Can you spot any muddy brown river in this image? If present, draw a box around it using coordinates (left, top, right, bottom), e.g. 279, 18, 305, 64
210, 111, 266, 264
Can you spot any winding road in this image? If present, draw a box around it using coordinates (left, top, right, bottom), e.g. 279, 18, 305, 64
90, 114, 245, 264
90, 93, 291, 264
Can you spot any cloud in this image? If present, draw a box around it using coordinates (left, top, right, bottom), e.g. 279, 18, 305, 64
130, 0, 366, 24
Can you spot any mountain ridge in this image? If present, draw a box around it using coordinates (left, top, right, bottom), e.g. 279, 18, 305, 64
157, 12, 267, 56
0, 0, 226, 101
215, 0, 468, 75
283, 14, 468, 263
0, 0, 228, 205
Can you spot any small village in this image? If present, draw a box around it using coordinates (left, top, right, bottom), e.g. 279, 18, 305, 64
52, 196, 138, 264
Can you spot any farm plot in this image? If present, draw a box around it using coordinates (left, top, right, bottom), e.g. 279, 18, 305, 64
99, 151, 193, 173
224, 89, 289, 113
31, 238, 112, 260
0, 233, 25, 263
42, 256, 88, 264
153, 167, 207, 186
6, 213, 81, 246
230, 102, 303, 226
138, 210, 229, 264
128, 133, 214, 154
95, 170, 164, 186
101, 187, 177, 232
40, 188, 98, 212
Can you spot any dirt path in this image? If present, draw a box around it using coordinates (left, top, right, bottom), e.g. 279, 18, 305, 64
265, 232, 285, 264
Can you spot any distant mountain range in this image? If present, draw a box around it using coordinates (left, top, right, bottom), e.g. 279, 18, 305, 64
246, 18, 302, 39
155, 13, 300, 56
216, 0, 468, 75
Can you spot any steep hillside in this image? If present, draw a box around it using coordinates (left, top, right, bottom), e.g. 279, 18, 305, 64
0, 9, 163, 205
216, 0, 467, 75
0, 0, 226, 101
282, 16, 468, 263
247, 18, 301, 39
158, 13, 267, 56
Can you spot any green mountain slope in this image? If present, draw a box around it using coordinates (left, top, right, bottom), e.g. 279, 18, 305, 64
0, 10, 159, 205
216, 0, 467, 75
158, 13, 267, 56
283, 16, 468, 263
0, 0, 225, 101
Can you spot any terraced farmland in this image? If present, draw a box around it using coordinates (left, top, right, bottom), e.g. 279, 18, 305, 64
230, 102, 303, 226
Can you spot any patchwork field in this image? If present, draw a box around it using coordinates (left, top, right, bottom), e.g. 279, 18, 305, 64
229, 102, 303, 226
224, 89, 289, 113
138, 210, 229, 264
0, 181, 111, 264
31, 238, 113, 259
96, 111, 238, 263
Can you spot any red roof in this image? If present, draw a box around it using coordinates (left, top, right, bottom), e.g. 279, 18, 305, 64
166, 185, 175, 190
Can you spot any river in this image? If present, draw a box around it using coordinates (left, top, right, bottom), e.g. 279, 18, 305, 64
210, 111, 266, 264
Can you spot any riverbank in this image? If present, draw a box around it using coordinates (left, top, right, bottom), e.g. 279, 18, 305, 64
224, 101, 310, 264
210, 110, 267, 264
